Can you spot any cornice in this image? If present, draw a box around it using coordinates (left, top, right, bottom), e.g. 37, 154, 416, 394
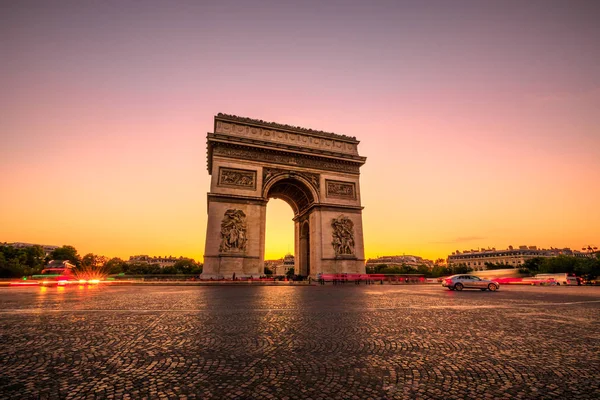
294, 203, 364, 221
208, 133, 365, 162
215, 113, 358, 143
208, 141, 363, 175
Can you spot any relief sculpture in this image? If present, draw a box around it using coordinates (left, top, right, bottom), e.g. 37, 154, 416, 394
262, 167, 283, 183
204, 114, 366, 279
326, 180, 356, 199
331, 215, 355, 256
219, 209, 248, 252
218, 168, 256, 189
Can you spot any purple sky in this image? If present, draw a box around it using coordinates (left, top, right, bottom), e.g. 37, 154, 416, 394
1, 0, 599, 260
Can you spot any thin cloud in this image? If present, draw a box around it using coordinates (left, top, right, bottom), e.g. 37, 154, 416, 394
531, 86, 600, 103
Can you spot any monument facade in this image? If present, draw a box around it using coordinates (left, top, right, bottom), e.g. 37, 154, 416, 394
201, 114, 367, 279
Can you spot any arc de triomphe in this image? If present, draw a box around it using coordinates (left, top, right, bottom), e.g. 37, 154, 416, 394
201, 114, 367, 279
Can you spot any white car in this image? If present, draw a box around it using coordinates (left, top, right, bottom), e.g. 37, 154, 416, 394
442, 274, 500, 291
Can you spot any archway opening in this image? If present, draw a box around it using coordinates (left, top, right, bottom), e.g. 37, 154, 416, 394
264, 198, 294, 276
265, 177, 315, 215
300, 221, 310, 276
264, 176, 317, 278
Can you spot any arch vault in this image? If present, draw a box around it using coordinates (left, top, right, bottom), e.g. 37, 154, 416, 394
201, 114, 367, 279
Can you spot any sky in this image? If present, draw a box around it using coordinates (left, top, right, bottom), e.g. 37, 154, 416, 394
1, 0, 599, 262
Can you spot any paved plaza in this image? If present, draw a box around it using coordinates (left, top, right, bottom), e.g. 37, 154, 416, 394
0, 284, 599, 399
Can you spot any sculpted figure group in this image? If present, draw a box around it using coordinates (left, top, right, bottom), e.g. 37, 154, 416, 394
219, 209, 248, 252
331, 215, 355, 256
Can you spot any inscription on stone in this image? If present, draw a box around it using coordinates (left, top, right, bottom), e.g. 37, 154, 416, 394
331, 215, 355, 256
219, 209, 248, 253
326, 180, 356, 199
218, 167, 256, 189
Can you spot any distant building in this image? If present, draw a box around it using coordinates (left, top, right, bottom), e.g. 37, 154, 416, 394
447, 245, 588, 271
264, 258, 281, 274
265, 254, 295, 275
127, 255, 188, 268
365, 255, 434, 270
2, 242, 59, 257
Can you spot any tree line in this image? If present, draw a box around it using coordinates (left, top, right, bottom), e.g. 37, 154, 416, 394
367, 263, 471, 278
0, 245, 46, 278
519, 255, 600, 280
367, 254, 600, 280
0, 245, 202, 278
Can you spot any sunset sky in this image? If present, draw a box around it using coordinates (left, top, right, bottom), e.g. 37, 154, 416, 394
1, 0, 599, 262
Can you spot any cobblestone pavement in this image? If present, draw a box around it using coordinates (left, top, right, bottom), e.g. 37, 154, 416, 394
0, 284, 599, 399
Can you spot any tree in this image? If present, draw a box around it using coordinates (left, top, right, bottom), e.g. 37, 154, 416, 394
162, 266, 177, 275
485, 262, 509, 270
430, 265, 451, 278
0, 251, 18, 278
173, 258, 201, 274
372, 264, 388, 273
24, 245, 45, 271
522, 257, 544, 274
0, 245, 47, 278
285, 268, 295, 279
264, 266, 273, 276
81, 253, 108, 269
451, 263, 472, 274
50, 246, 81, 267
416, 264, 430, 276
541, 255, 578, 274
104, 258, 126, 274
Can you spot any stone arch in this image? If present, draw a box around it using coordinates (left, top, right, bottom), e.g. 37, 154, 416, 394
263, 175, 317, 277
201, 114, 366, 279
262, 173, 320, 215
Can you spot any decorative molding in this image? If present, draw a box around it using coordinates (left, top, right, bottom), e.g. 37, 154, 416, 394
216, 113, 358, 142
262, 167, 285, 183
218, 167, 256, 190
316, 204, 363, 212
213, 144, 360, 174
263, 167, 320, 190
294, 204, 363, 221
326, 180, 356, 200
331, 215, 355, 256
207, 193, 267, 208
204, 255, 261, 260
214, 120, 359, 156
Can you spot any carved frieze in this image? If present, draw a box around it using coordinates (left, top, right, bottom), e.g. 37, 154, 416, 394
216, 113, 358, 141
263, 167, 320, 190
326, 180, 356, 200
218, 167, 256, 190
331, 215, 355, 256
213, 145, 360, 174
219, 209, 248, 253
215, 120, 359, 155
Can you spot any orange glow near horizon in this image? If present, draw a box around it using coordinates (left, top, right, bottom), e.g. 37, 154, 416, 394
1, 2, 598, 263
265, 199, 295, 260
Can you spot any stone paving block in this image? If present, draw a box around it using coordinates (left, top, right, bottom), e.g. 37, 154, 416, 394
0, 285, 598, 399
